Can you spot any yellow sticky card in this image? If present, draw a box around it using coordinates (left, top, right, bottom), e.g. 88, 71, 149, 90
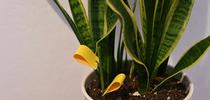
73, 45, 99, 69
103, 73, 126, 96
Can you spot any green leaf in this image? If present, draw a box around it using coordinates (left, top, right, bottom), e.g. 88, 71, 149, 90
107, 0, 140, 62
139, 0, 157, 67
149, 0, 165, 68
157, 57, 169, 76
154, 36, 210, 90
107, 7, 118, 35
97, 31, 116, 85
135, 62, 149, 93
151, 0, 195, 79
116, 26, 123, 72
88, 0, 117, 86
88, 0, 107, 41
53, 0, 84, 44
107, 0, 149, 92
88, 0, 118, 42
139, 0, 147, 42
149, 0, 175, 78
69, 0, 95, 50
136, 30, 146, 62
89, 0, 117, 53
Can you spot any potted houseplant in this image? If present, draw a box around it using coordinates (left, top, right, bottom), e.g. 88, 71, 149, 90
53, 0, 210, 99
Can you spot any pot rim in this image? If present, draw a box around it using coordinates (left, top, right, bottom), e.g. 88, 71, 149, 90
184, 82, 194, 100
81, 71, 194, 100
81, 71, 94, 100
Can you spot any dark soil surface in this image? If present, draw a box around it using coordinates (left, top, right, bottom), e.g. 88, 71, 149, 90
86, 76, 187, 100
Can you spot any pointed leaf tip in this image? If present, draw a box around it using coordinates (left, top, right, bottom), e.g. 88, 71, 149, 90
154, 36, 210, 90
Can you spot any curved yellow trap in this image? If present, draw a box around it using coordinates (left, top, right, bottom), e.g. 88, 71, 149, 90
103, 73, 126, 96
73, 45, 99, 69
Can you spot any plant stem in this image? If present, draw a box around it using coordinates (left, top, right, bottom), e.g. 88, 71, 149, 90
129, 61, 135, 79
97, 65, 105, 91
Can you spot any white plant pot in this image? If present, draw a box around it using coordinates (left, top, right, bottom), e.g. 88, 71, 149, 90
82, 67, 194, 100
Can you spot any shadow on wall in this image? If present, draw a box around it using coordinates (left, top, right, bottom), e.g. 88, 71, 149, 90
47, 0, 72, 31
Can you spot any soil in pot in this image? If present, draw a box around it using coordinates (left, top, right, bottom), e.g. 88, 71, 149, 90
86, 75, 188, 100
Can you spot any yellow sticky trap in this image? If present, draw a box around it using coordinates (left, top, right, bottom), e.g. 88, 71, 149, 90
73, 45, 99, 69
103, 73, 126, 96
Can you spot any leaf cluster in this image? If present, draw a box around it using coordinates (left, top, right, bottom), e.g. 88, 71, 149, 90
54, 0, 210, 94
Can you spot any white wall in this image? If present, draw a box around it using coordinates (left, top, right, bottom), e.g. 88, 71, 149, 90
0, 0, 91, 100
0, 0, 209, 100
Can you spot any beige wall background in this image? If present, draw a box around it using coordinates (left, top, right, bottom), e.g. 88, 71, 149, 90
0, 0, 209, 100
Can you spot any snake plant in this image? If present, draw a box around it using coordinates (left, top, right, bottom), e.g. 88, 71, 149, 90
53, 0, 210, 96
